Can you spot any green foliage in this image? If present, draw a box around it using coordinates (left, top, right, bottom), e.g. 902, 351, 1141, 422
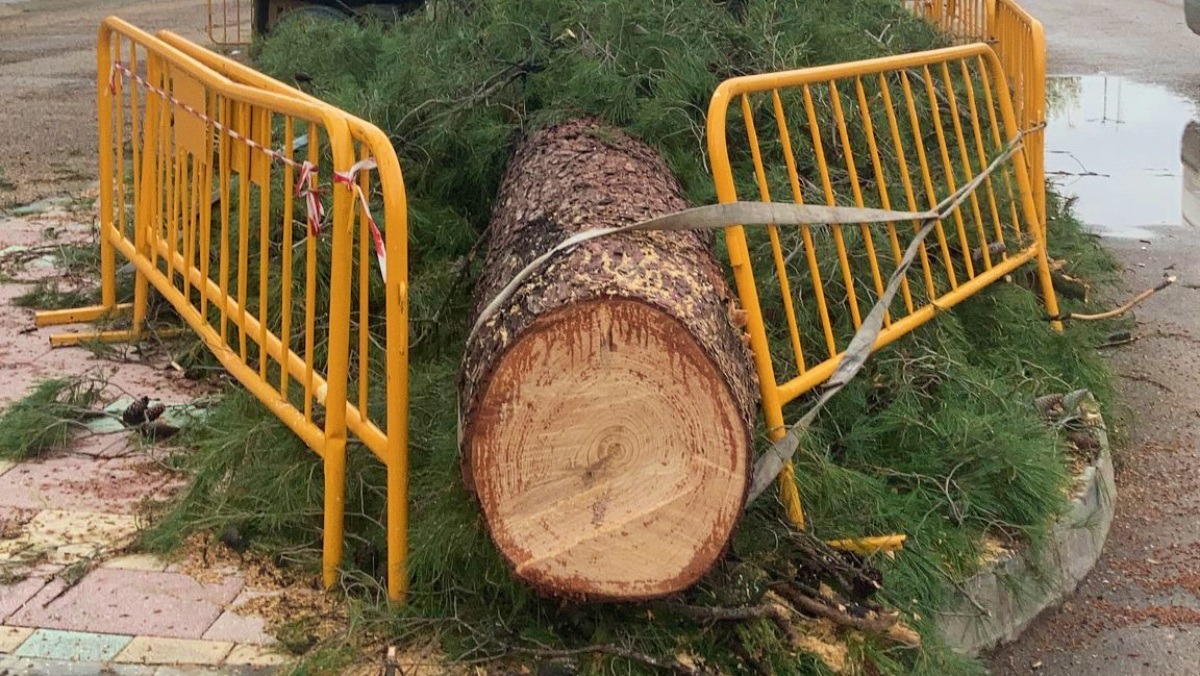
7, 241, 127, 311
13, 281, 98, 310
256, 0, 944, 228
130, 1, 1124, 674
0, 378, 104, 461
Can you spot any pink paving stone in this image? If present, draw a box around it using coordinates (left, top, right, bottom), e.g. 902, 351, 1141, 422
0, 505, 36, 531
0, 218, 93, 249
201, 610, 275, 645
0, 338, 59, 407
0, 315, 99, 407
70, 432, 133, 459
0, 575, 52, 623
8, 568, 244, 639
0, 452, 177, 513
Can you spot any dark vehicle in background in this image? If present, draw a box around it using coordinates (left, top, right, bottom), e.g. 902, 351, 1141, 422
1184, 2, 1200, 226
249, 0, 423, 37
1182, 121, 1200, 228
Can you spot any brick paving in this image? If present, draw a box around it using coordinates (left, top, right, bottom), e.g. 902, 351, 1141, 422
0, 213, 293, 672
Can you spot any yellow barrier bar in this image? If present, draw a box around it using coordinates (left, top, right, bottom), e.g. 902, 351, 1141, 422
877, 74, 939, 300
826, 535, 907, 555
770, 92, 815, 372
991, 0, 1047, 223
39, 16, 370, 595
803, 84, 863, 332
907, 0, 1048, 223
97, 22, 119, 314
855, 77, 917, 316
774, 247, 1040, 404
34, 303, 134, 327
207, 0, 249, 46
900, 70, 960, 290
829, 81, 889, 325
707, 42, 1060, 531
906, 0, 991, 42
154, 30, 411, 602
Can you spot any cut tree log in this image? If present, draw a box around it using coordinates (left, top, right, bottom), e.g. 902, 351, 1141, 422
459, 118, 759, 601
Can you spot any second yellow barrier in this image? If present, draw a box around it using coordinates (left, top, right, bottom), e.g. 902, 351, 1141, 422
906, 0, 1047, 222
707, 43, 1060, 527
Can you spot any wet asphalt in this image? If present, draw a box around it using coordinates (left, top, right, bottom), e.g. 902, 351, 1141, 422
989, 0, 1200, 673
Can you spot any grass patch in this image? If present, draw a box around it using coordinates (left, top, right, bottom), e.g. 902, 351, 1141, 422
0, 377, 105, 461
2, 240, 113, 310
13, 281, 99, 310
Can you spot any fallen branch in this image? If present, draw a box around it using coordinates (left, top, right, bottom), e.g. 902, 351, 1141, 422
785, 529, 883, 602
971, 241, 1007, 264
935, 566, 991, 617
769, 582, 921, 648
664, 596, 805, 648
1047, 276, 1175, 322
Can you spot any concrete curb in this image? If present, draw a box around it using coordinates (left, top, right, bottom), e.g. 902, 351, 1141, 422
936, 423, 1116, 654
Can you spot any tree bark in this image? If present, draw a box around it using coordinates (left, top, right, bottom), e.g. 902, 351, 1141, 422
459, 118, 758, 601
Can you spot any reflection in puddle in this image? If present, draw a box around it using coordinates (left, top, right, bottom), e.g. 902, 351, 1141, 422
1045, 76, 1199, 238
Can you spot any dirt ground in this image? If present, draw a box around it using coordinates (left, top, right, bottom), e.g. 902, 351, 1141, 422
0, 0, 208, 207
990, 0, 1200, 673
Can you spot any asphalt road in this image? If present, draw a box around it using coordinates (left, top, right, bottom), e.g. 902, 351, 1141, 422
990, 0, 1200, 673
0, 0, 207, 206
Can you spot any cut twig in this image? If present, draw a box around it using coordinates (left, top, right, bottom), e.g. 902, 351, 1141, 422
935, 566, 991, 617
785, 529, 884, 600
1051, 270, 1090, 302
769, 582, 921, 648
391, 60, 533, 137
971, 241, 1007, 264
1048, 276, 1175, 322
664, 596, 805, 648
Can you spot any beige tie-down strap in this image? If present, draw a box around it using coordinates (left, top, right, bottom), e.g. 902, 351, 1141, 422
465, 133, 1029, 506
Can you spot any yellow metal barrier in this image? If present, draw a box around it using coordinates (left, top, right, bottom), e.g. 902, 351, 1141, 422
707, 43, 1060, 527
154, 29, 411, 602
988, 0, 1046, 222
905, 0, 991, 43
36, 17, 411, 601
207, 0, 251, 46
907, 0, 1048, 222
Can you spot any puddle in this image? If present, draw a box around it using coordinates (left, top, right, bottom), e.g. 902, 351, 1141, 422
1044, 75, 1200, 239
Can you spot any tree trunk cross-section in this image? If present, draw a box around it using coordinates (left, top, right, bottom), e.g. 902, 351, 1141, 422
459, 118, 758, 601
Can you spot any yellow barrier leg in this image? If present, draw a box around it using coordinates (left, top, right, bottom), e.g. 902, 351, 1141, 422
35, 303, 140, 347
826, 535, 908, 555
777, 461, 907, 556
387, 452, 409, 602
33, 298, 159, 348
778, 461, 806, 530
35, 303, 134, 327
1035, 244, 1063, 332
48, 328, 142, 348
322, 440, 346, 591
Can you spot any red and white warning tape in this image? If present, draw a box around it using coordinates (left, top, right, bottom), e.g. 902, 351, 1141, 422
334, 158, 388, 283
108, 61, 388, 282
